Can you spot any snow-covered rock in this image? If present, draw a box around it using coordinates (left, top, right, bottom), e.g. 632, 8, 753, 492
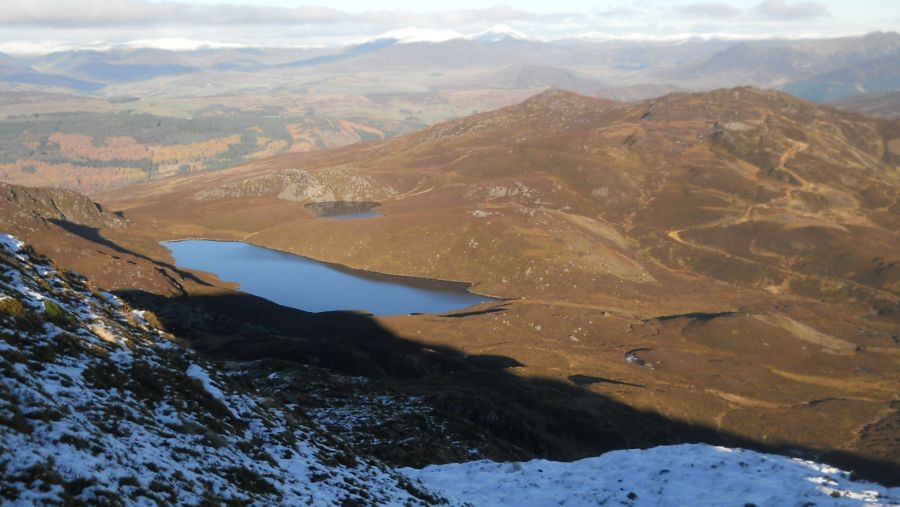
191, 167, 397, 203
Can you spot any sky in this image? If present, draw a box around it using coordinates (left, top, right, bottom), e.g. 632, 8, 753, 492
0, 0, 897, 54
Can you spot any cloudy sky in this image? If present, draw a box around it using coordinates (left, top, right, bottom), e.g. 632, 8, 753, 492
0, 0, 897, 53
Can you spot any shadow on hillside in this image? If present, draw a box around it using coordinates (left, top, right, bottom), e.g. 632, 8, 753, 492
116, 287, 900, 487
48, 219, 212, 290
568, 374, 645, 388
441, 306, 508, 318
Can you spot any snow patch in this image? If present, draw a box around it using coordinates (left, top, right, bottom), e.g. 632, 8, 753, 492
0, 233, 26, 260
403, 444, 900, 507
186, 363, 227, 402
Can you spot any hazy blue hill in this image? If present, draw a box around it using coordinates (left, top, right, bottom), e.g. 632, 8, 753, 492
665, 32, 900, 89
74, 62, 200, 83
279, 39, 396, 69
2, 72, 104, 92
0, 51, 104, 92
784, 55, 900, 102
0, 52, 26, 72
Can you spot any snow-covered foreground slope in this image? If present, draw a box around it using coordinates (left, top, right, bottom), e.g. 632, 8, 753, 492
404, 444, 899, 506
0, 234, 443, 505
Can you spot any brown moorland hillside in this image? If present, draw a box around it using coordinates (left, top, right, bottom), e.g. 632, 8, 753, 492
34, 87, 900, 480
0, 182, 204, 295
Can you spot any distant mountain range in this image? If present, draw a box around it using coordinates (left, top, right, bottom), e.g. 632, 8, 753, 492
662, 32, 900, 94
785, 55, 900, 102
0, 50, 103, 92
1, 31, 897, 102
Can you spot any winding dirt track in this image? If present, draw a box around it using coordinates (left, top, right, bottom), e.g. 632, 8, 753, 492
664, 141, 900, 303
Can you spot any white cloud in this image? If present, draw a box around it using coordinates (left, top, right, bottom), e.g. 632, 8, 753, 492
753, 0, 829, 20
123, 37, 249, 51
0, 0, 571, 27
0, 0, 884, 54
676, 3, 742, 18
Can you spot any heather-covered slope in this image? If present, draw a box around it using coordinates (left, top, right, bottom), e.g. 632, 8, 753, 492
0, 182, 201, 295
103, 87, 900, 309
0, 182, 124, 232
98, 88, 900, 480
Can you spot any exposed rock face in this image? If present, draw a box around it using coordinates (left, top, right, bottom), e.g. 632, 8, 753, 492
0, 182, 125, 233
191, 167, 398, 203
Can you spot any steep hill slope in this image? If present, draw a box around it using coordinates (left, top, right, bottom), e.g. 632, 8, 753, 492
0, 182, 195, 296
0, 183, 125, 231
0, 234, 445, 505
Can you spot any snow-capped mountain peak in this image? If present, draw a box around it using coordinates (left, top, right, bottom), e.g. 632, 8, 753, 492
371, 27, 466, 44
366, 25, 533, 45
472, 24, 532, 43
